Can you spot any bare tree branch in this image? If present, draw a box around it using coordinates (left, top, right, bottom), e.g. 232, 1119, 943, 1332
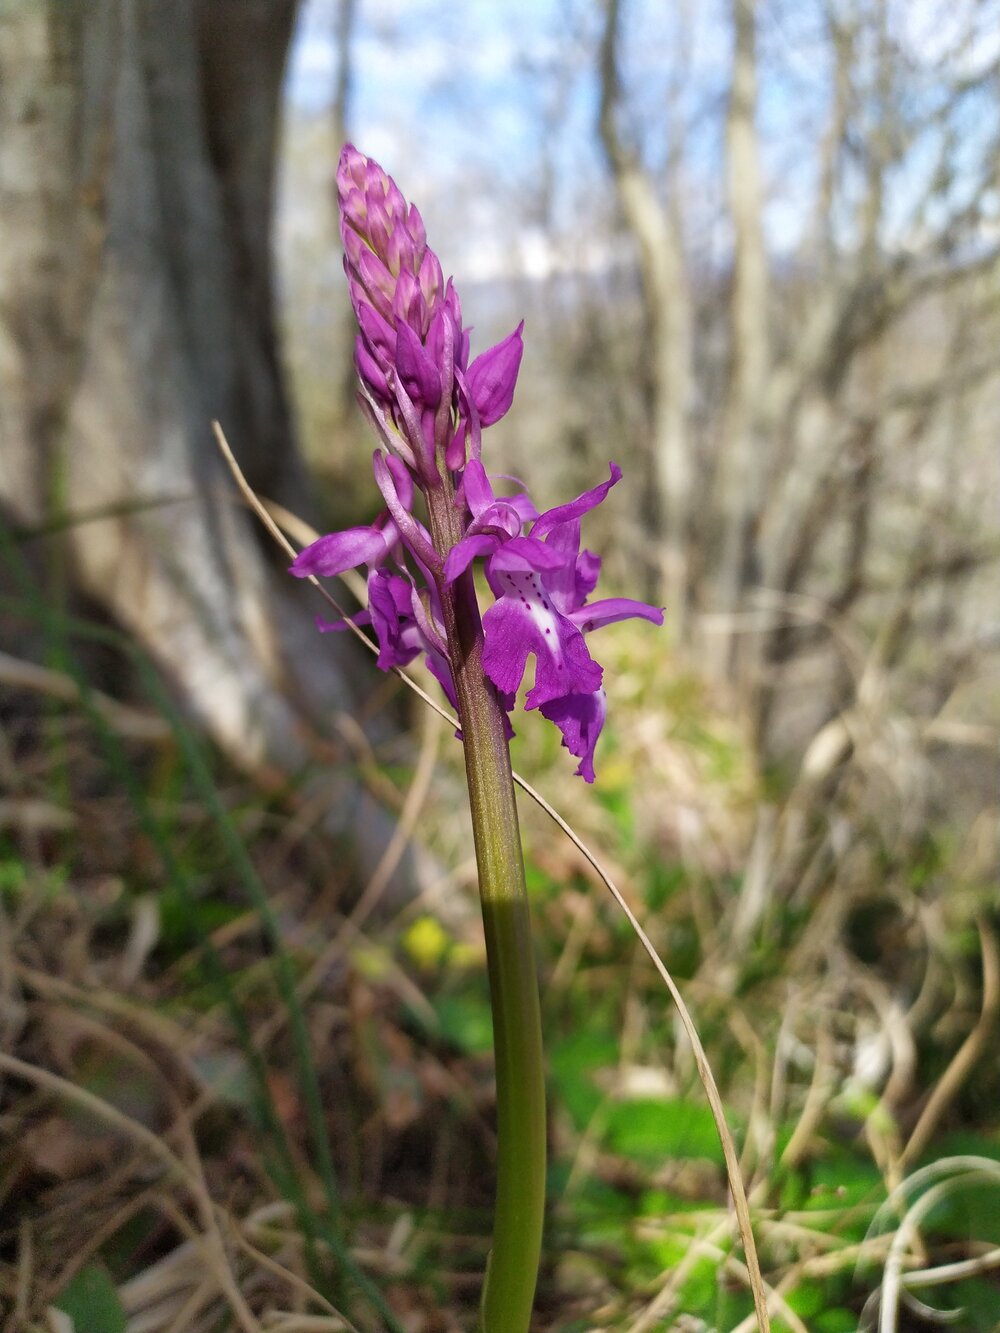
597, 0, 694, 629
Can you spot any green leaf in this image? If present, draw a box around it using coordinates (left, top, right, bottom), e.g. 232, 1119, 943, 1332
433, 990, 494, 1055
777, 1166, 808, 1211
678, 1253, 719, 1313
930, 1130, 1000, 1164
54, 1263, 127, 1333
603, 1097, 725, 1165
951, 1276, 1000, 1331
549, 1030, 618, 1130
785, 1280, 826, 1318
802, 1149, 885, 1214
925, 1175, 1000, 1246
813, 1311, 859, 1333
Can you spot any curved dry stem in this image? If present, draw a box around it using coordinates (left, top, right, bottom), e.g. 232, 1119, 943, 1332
900, 917, 999, 1170
878, 1175, 971, 1333
216, 424, 772, 1332
863, 1155, 1000, 1332
778, 1022, 836, 1171
901, 1244, 1000, 1289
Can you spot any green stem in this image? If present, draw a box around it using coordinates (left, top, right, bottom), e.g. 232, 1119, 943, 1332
425, 481, 546, 1333
480, 893, 547, 1331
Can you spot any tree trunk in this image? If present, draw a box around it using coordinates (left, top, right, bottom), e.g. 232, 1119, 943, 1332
713, 0, 769, 685
0, 0, 419, 892
597, 0, 694, 633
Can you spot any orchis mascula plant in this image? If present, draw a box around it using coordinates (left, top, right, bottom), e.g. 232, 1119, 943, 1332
291, 145, 663, 1332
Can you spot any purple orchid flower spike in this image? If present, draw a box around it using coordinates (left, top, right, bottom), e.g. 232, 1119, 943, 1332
291, 144, 663, 782
334, 146, 523, 483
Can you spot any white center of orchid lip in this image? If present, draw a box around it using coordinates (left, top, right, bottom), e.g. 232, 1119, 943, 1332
498, 570, 561, 650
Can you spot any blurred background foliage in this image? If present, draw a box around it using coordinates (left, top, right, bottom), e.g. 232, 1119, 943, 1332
1, 1, 998, 1330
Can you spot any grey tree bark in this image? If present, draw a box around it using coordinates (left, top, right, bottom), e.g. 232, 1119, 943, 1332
713, 0, 769, 685
597, 0, 694, 634
0, 1, 417, 889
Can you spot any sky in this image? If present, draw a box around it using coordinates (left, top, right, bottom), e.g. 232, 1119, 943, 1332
281, 0, 736, 277
285, 0, 567, 163
281, 0, 1000, 274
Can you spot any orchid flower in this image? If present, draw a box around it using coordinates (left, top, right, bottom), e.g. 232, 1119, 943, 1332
292, 151, 662, 780
289, 145, 663, 1333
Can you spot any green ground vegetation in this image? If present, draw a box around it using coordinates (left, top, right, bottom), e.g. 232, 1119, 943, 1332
1, 563, 998, 1332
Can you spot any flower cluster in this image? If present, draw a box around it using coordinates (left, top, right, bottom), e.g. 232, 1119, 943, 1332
291, 145, 663, 781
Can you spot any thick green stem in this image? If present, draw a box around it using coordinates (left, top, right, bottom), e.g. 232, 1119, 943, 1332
479, 894, 546, 1331
425, 480, 546, 1333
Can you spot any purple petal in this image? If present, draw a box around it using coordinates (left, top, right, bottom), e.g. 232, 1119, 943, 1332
342, 231, 366, 277
393, 268, 428, 337
481, 573, 603, 707
355, 252, 395, 322
366, 198, 392, 257
566, 597, 665, 633
368, 570, 421, 670
504, 495, 540, 528
469, 501, 523, 542
417, 247, 443, 308
443, 532, 500, 584
530, 462, 623, 541
372, 451, 440, 570
466, 321, 524, 427
395, 321, 442, 408
406, 202, 427, 251
480, 596, 535, 697
487, 535, 565, 575
460, 459, 496, 518
443, 280, 465, 356
533, 520, 582, 612
428, 308, 457, 449
445, 419, 470, 472
384, 452, 414, 510
575, 550, 602, 601
354, 337, 390, 401
290, 525, 390, 579
337, 144, 368, 195
538, 689, 608, 783
357, 300, 395, 363
383, 179, 408, 225
385, 224, 416, 279
316, 609, 373, 633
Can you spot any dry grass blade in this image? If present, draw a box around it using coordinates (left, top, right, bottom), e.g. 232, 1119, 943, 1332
0, 1051, 263, 1333
0, 648, 171, 741
213, 423, 773, 1332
